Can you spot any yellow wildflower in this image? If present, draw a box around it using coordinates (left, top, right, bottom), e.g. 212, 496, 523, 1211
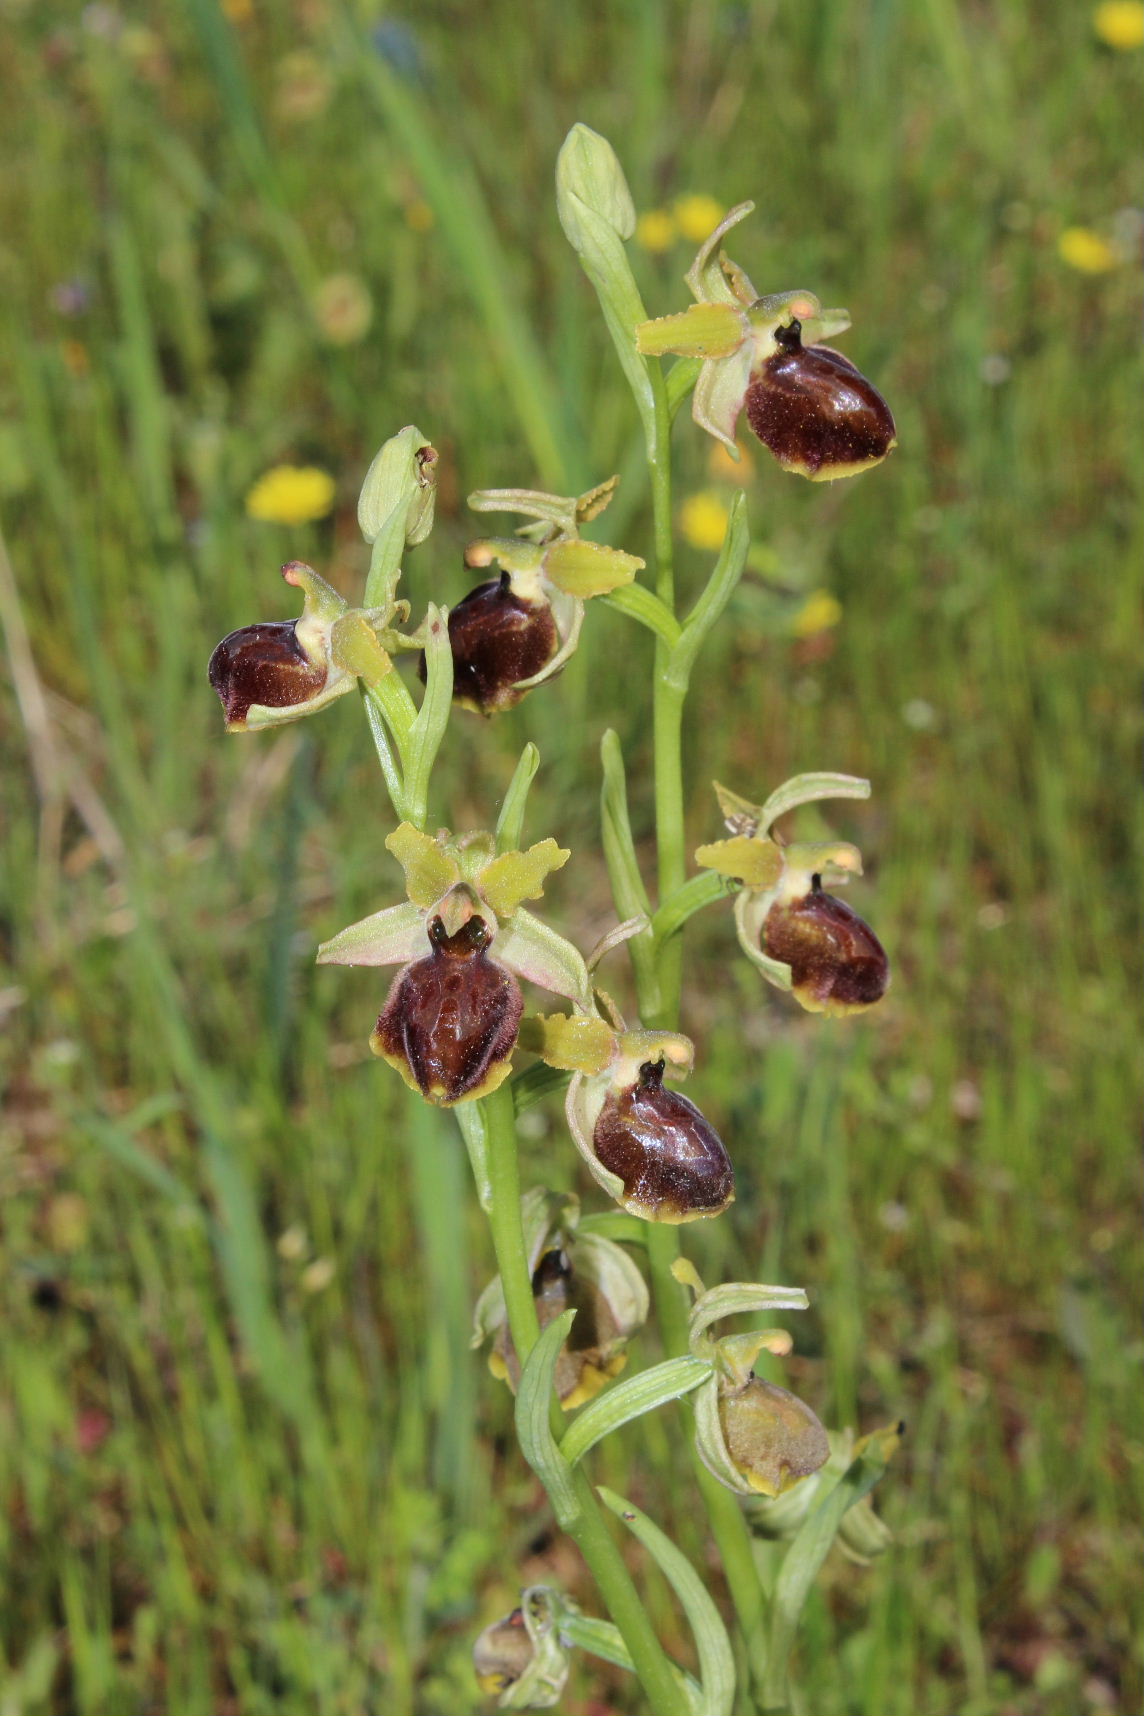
635, 209, 676, 254
245, 465, 336, 526
674, 194, 725, 243
312, 273, 373, 346
791, 590, 843, 637
1057, 226, 1117, 274
679, 490, 731, 553
1093, 1, 1144, 48
220, 0, 253, 21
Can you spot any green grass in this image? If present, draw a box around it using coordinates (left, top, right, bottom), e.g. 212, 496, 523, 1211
1, 2, 1141, 1712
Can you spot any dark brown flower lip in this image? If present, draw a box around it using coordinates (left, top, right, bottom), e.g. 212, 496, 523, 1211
744, 319, 896, 479
495, 1246, 621, 1400
422, 573, 558, 714
592, 1058, 734, 1222
371, 914, 523, 1104
763, 883, 889, 1014
208, 620, 328, 727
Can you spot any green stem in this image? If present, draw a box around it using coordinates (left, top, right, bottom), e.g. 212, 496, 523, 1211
637, 363, 772, 1694
648, 370, 686, 1024
478, 1083, 688, 1716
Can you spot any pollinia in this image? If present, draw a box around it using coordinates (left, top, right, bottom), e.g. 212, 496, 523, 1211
209, 126, 901, 1716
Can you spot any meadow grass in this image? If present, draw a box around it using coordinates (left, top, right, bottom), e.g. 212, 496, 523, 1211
0, 2, 1141, 1712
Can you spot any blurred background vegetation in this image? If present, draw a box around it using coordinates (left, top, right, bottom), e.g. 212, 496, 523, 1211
0, 1, 1141, 1712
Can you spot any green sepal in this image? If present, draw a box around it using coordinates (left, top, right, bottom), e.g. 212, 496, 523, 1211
683, 201, 757, 307
542, 538, 643, 598
560, 1356, 712, 1467
687, 1279, 809, 1352
384, 823, 460, 909
693, 1371, 754, 1495
315, 899, 424, 968
692, 339, 754, 451
494, 908, 593, 1007
480, 840, 571, 919
468, 475, 619, 538
515, 1311, 581, 1528
756, 771, 871, 834
733, 888, 793, 989
598, 1487, 736, 1716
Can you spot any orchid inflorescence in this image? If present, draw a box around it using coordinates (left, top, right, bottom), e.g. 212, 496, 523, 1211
207, 124, 900, 1716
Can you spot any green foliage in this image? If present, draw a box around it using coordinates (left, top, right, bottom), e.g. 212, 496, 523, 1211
0, 2, 1140, 1712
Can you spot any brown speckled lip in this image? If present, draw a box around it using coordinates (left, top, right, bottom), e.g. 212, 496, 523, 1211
763, 885, 889, 1014
424, 574, 558, 714
745, 321, 896, 478
371, 915, 523, 1104
718, 1377, 830, 1495
592, 1059, 734, 1222
208, 621, 327, 726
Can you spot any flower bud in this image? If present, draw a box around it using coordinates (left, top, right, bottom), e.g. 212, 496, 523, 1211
590, 1057, 734, 1224
744, 319, 896, 481
371, 912, 523, 1105
711, 1374, 829, 1497
434, 573, 559, 715
762, 880, 889, 1016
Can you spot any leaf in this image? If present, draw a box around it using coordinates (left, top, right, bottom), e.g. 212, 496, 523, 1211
667, 491, 750, 692
561, 1357, 712, 1466
598, 1488, 736, 1716
403, 603, 454, 830
515, 1312, 581, 1528
496, 744, 540, 854
764, 1425, 901, 1709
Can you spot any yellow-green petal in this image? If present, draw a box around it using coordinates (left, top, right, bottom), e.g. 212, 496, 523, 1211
521, 1012, 617, 1074
479, 838, 570, 917
636, 301, 746, 359
694, 835, 783, 889
385, 823, 460, 907
542, 539, 644, 598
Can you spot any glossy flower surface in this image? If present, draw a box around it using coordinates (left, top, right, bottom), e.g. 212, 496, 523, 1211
372, 914, 523, 1103
696, 774, 889, 1015
763, 883, 889, 1015
208, 561, 359, 731
530, 1017, 734, 1222
443, 478, 643, 713
744, 320, 896, 480
318, 824, 591, 1104
433, 573, 558, 714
